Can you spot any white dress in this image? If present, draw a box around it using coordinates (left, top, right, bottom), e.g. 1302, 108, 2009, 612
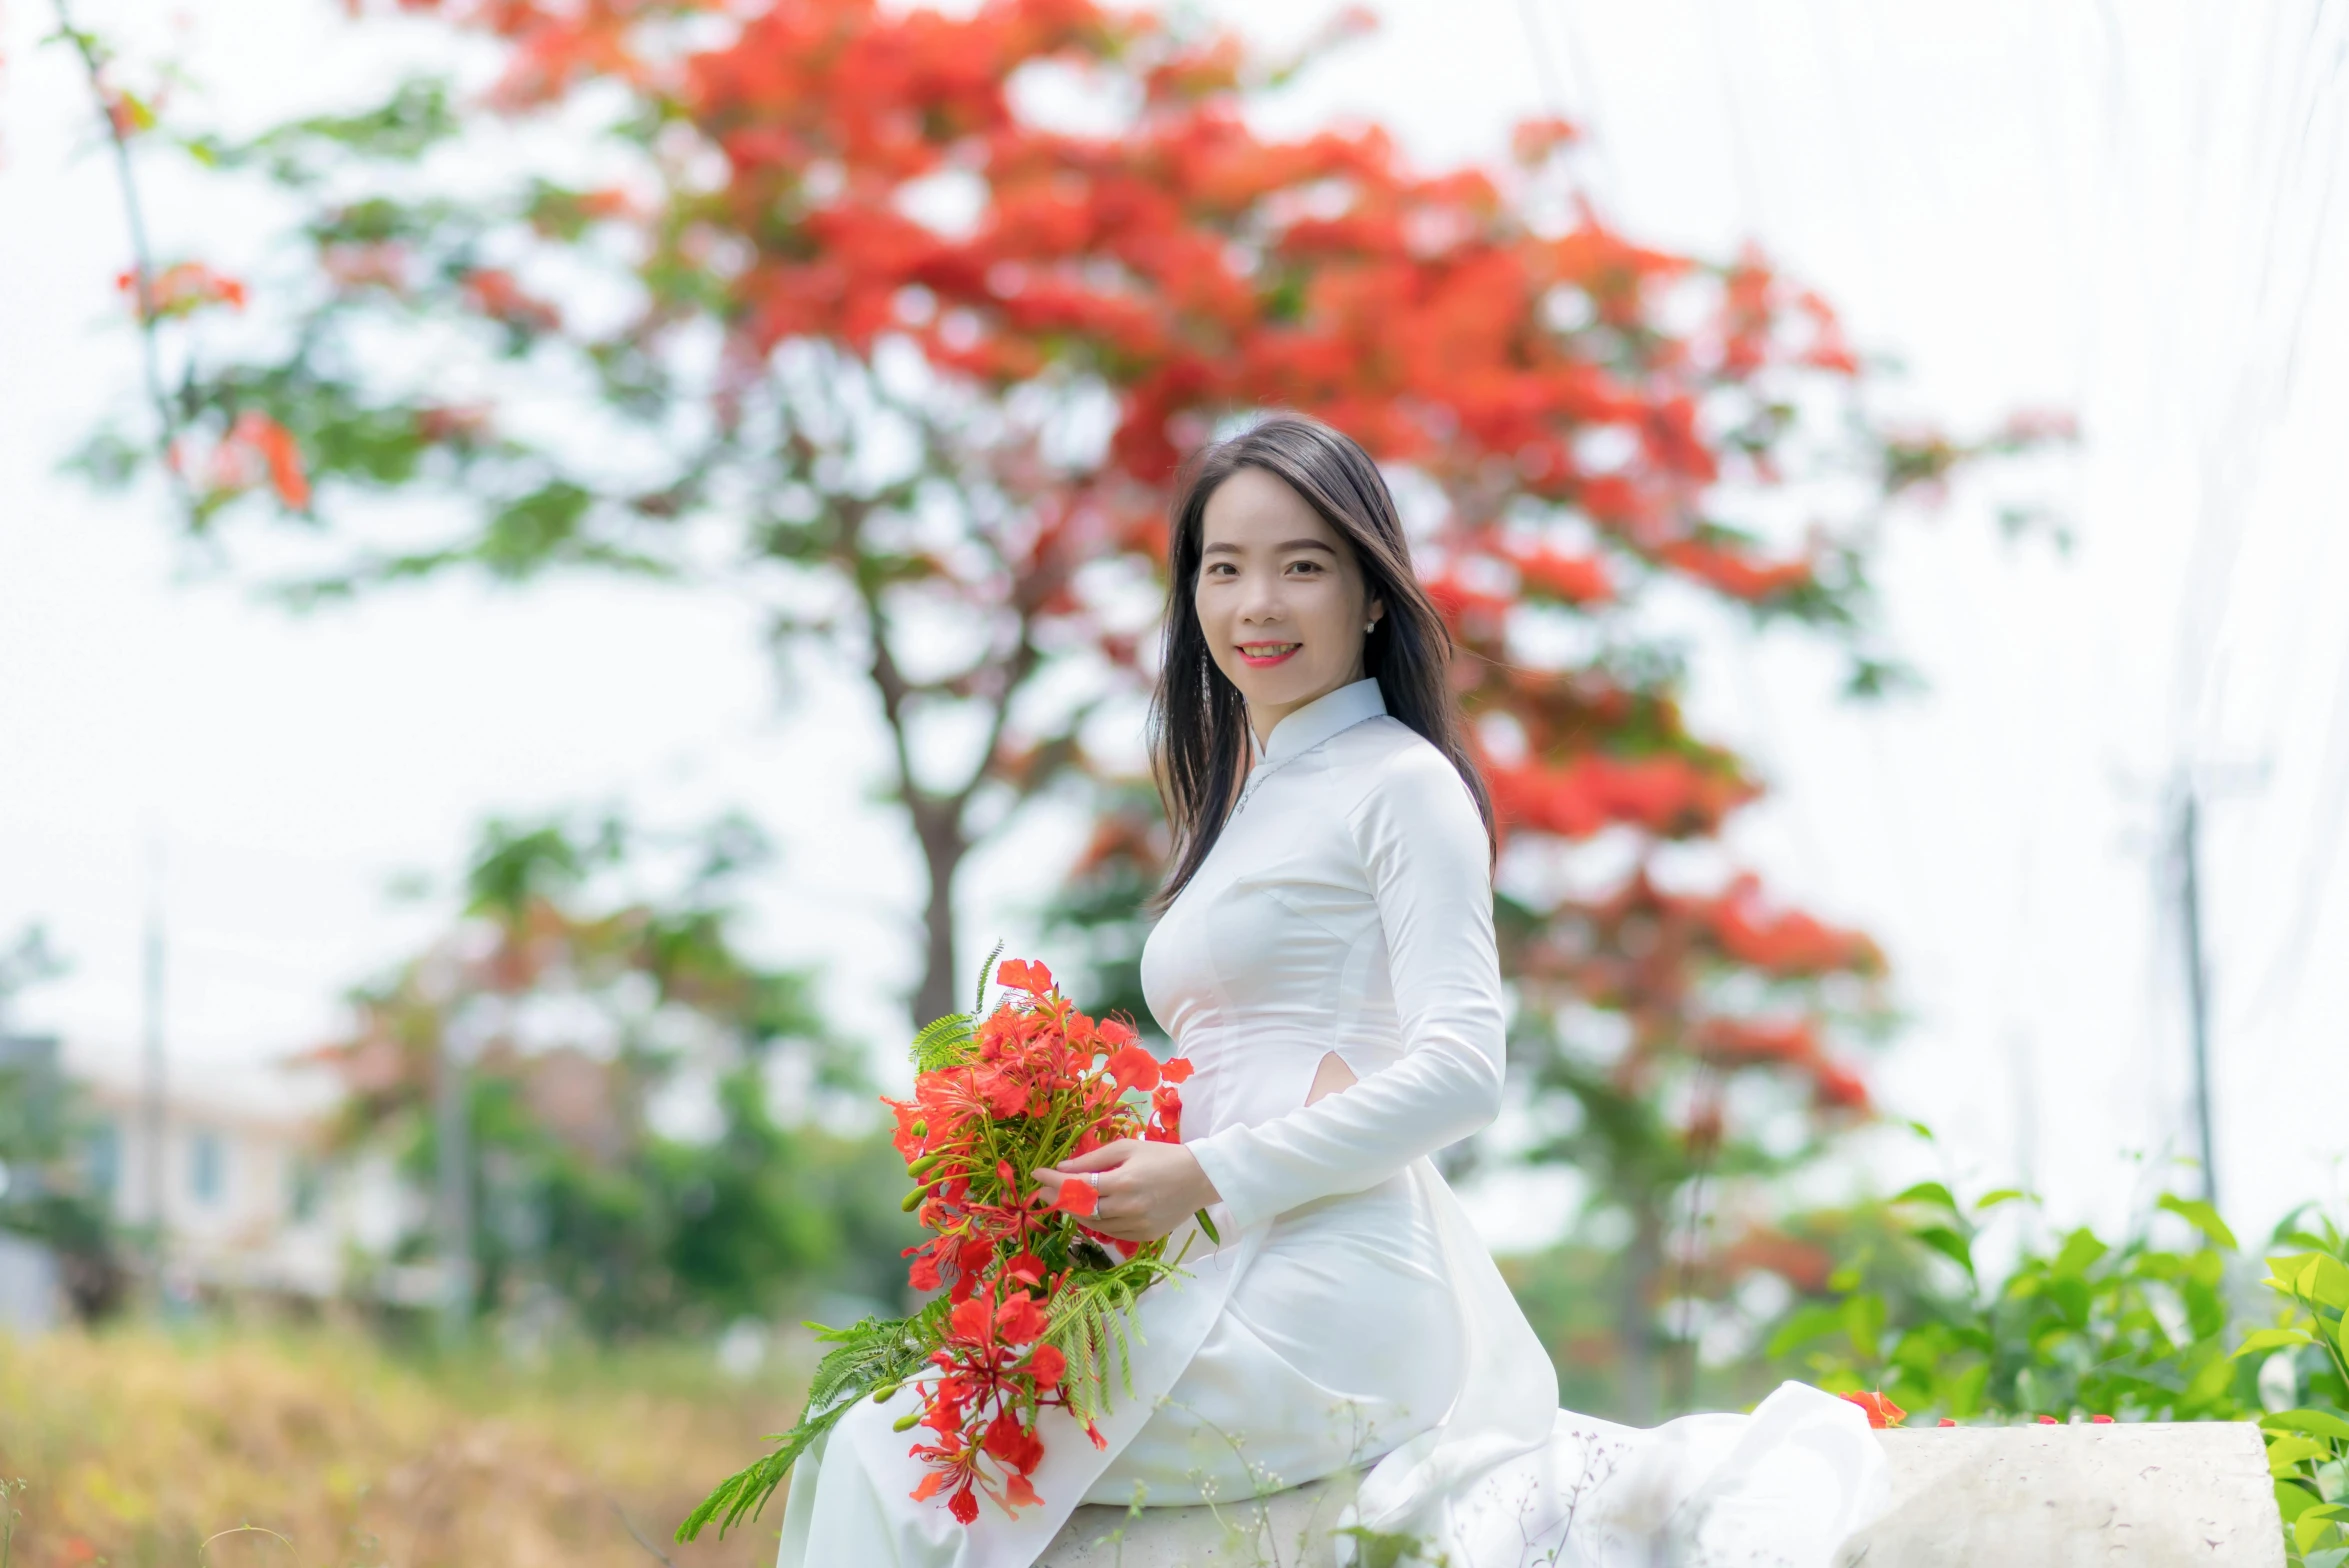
777, 678, 1889, 1568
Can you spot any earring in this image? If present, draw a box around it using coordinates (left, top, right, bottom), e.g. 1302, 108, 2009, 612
1364, 622, 1376, 633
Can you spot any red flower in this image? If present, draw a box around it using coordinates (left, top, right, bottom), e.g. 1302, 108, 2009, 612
996, 958, 1053, 993
1159, 1057, 1195, 1083
1838, 1390, 1906, 1429
2036, 1415, 2059, 1425
983, 1407, 1044, 1472
1106, 1044, 1161, 1093
2090, 1414, 2113, 1424
891, 958, 1188, 1522
995, 1292, 1048, 1345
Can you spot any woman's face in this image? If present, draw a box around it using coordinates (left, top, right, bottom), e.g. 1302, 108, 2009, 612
1193, 466, 1382, 742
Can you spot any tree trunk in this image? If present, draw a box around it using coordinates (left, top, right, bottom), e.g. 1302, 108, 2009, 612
911, 803, 966, 1031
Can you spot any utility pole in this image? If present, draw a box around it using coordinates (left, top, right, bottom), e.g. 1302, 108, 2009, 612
2175, 787, 2218, 1210
435, 1012, 475, 1348
2165, 763, 2264, 1212
142, 843, 169, 1263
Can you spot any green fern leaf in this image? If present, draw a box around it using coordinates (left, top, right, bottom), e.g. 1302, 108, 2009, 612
909, 1011, 975, 1074
973, 937, 1006, 1014
676, 1305, 945, 1542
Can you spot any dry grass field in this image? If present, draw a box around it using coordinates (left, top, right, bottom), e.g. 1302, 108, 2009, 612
0, 1327, 806, 1568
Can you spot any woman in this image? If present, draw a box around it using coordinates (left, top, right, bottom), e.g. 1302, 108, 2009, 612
777, 414, 1889, 1567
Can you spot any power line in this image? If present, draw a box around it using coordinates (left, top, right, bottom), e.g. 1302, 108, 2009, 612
1542, 0, 1624, 212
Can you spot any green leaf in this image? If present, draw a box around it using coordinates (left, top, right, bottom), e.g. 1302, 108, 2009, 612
2232, 1328, 2315, 1359
2158, 1194, 2240, 1252
1331, 1526, 1433, 1568
2280, 1479, 2326, 1524
2052, 1228, 2110, 1280
1976, 1187, 2031, 1210
1765, 1302, 1846, 1360
2268, 1433, 2328, 1474
2264, 1409, 2349, 1443
908, 1011, 975, 1074
1913, 1225, 1977, 1276
2299, 1508, 2346, 1557
2276, 1252, 2349, 1312
1892, 1181, 1961, 1215
1042, 1253, 1189, 1423
1841, 1290, 1887, 1359
972, 938, 1005, 1015
480, 481, 595, 576
677, 1309, 943, 1542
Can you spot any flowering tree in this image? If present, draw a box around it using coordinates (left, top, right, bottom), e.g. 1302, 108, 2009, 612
68, 0, 2058, 1410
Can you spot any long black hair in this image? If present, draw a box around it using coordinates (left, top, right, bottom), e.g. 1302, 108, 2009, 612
1147, 412, 1493, 912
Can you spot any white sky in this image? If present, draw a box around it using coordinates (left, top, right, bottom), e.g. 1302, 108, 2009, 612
3, 0, 2345, 1248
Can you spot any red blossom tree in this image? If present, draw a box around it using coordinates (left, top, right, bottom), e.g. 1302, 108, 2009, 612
66, 0, 2060, 1412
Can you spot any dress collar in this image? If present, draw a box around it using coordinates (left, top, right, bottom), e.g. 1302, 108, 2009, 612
1250, 677, 1387, 767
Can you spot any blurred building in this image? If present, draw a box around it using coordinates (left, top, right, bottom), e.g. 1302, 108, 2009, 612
61, 1039, 417, 1305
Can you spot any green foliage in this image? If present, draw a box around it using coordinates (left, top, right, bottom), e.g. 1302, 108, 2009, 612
1042, 1251, 1189, 1425
1757, 1176, 2349, 1566
206, 76, 464, 180
674, 1303, 945, 1542
0, 927, 123, 1320
909, 1012, 976, 1077
2253, 1220, 2349, 1565
1772, 1183, 2260, 1426
324, 813, 917, 1339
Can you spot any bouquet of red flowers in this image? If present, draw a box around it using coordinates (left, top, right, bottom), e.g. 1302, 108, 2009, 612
678, 954, 1206, 1541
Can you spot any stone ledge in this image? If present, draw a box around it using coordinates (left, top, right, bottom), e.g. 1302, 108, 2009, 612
1038, 1422, 2284, 1567
1839, 1422, 2283, 1568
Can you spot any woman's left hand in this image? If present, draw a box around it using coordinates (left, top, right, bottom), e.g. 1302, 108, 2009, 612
1036, 1140, 1221, 1244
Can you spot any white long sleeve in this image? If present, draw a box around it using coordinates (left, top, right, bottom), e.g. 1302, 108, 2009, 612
1179, 737, 1506, 1233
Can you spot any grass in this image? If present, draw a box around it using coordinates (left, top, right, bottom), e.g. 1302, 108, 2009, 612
0, 1324, 806, 1568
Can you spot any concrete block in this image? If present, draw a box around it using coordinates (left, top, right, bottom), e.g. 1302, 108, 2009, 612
1838, 1422, 2284, 1568
1038, 1422, 2285, 1567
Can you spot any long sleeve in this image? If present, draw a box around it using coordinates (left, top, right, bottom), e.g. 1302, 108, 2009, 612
1183, 744, 1506, 1233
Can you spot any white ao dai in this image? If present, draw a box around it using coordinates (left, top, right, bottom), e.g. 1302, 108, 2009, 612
777, 678, 1888, 1568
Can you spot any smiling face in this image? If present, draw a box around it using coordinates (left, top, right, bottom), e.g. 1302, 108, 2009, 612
1193, 466, 1383, 744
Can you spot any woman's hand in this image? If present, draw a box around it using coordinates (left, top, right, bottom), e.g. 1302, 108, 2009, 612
1036, 1140, 1222, 1244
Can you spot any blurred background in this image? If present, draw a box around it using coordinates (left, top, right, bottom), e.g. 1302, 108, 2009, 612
4, 0, 2348, 1563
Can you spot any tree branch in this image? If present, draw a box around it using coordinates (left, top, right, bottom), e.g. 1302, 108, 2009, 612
49, 0, 196, 521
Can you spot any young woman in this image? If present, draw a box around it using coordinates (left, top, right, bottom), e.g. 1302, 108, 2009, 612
777, 414, 1889, 1567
